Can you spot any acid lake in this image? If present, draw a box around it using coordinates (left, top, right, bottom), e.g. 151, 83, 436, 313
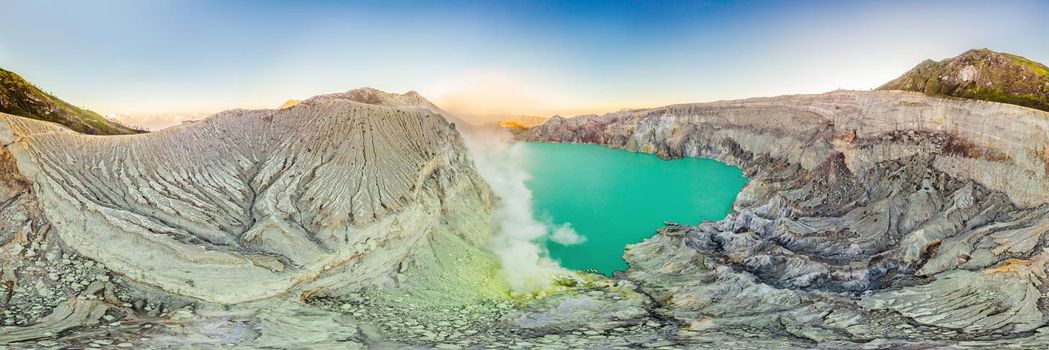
521, 142, 748, 274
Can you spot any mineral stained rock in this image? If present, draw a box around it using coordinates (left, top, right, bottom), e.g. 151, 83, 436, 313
522, 90, 1049, 346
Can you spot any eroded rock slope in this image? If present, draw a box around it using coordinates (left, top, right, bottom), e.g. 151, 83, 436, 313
0, 89, 505, 343
522, 90, 1049, 344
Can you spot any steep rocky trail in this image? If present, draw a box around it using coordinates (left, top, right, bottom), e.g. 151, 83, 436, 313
522, 90, 1049, 345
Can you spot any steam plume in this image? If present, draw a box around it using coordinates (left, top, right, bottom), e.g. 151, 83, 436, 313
460, 127, 582, 294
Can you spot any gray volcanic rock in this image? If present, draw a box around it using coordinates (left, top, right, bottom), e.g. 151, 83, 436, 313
0, 90, 507, 345
522, 90, 1049, 345
2, 96, 499, 303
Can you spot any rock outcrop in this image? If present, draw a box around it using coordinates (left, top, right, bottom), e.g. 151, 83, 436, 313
522, 90, 1049, 345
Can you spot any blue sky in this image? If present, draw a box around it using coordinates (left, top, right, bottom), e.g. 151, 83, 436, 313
1, 0, 1047, 121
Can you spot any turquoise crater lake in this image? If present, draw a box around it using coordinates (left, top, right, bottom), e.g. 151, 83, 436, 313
521, 142, 748, 275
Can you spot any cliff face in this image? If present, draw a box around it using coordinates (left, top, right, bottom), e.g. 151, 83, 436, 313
522, 90, 1049, 344
0, 68, 143, 135
879, 49, 1049, 112
0, 90, 505, 342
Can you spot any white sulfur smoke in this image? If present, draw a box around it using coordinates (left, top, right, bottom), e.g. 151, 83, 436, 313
550, 223, 586, 245
460, 127, 582, 294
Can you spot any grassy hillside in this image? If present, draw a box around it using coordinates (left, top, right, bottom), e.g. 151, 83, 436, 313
878, 49, 1049, 112
0, 68, 144, 134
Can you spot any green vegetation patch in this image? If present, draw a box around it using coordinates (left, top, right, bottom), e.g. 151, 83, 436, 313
879, 49, 1049, 112
1003, 52, 1049, 78
960, 86, 1049, 111
0, 68, 145, 134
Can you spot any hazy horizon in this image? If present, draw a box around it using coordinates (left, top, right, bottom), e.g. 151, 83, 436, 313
3, 0, 1048, 129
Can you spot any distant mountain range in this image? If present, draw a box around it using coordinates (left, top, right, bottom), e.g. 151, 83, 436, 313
497, 49, 1049, 133
0, 68, 144, 134
4, 48, 1045, 136
106, 111, 214, 131
879, 48, 1049, 112
493, 115, 549, 133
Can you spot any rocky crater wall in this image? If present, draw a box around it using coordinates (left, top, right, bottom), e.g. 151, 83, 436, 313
522, 90, 1049, 343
